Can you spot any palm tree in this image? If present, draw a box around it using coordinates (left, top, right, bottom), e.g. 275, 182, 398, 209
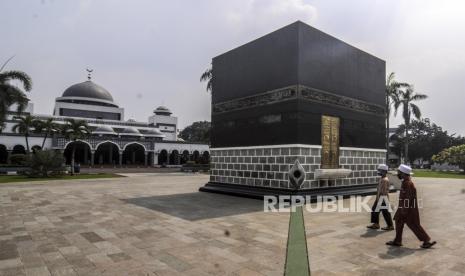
12, 115, 36, 153
385, 72, 408, 163
393, 85, 428, 164
33, 118, 59, 149
0, 61, 33, 129
200, 66, 212, 93
61, 118, 90, 174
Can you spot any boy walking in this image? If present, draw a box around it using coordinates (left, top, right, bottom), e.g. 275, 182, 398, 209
367, 164, 394, 230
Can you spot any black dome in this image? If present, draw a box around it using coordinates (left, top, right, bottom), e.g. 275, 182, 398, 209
153, 106, 172, 115
62, 81, 114, 102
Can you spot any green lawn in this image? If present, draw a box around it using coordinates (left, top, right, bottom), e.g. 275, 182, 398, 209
414, 169, 465, 179
0, 173, 124, 184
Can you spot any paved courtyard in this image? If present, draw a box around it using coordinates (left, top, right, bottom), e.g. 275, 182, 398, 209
0, 174, 464, 276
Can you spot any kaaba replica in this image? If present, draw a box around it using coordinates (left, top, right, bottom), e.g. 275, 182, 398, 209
200, 21, 387, 198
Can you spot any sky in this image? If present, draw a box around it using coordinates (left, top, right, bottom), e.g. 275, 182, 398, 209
1, 0, 465, 134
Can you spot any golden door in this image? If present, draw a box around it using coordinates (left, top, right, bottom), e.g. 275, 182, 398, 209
321, 115, 340, 169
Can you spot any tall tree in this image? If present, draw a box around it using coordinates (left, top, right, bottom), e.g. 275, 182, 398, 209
390, 118, 465, 165
179, 121, 211, 144
34, 118, 59, 149
61, 118, 90, 174
12, 115, 36, 153
393, 85, 428, 164
0, 59, 32, 129
385, 72, 408, 163
200, 66, 212, 93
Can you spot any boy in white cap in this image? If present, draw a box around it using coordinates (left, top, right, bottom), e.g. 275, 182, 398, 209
367, 164, 394, 230
386, 164, 436, 248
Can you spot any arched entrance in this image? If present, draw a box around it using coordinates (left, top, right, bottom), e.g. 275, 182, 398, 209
95, 142, 119, 165
123, 143, 145, 165
64, 141, 92, 165
0, 145, 7, 163
192, 150, 200, 163
158, 150, 168, 166
201, 151, 210, 164
12, 145, 26, 155
31, 145, 42, 153
169, 150, 180, 165
181, 150, 189, 164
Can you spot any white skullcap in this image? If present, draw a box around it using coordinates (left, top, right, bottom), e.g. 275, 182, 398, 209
398, 164, 413, 175
377, 164, 388, 171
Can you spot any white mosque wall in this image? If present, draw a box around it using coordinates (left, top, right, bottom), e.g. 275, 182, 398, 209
53, 101, 125, 120
149, 114, 178, 141
0, 135, 53, 150
154, 142, 209, 154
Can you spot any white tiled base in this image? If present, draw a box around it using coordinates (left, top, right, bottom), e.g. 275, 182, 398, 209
209, 144, 386, 190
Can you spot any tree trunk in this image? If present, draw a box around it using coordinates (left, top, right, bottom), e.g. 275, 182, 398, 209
404, 121, 409, 165
71, 144, 76, 175
25, 133, 30, 154
385, 95, 390, 165
41, 132, 48, 149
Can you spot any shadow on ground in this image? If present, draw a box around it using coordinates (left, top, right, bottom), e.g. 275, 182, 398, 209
360, 229, 391, 238
378, 246, 424, 259
122, 192, 264, 221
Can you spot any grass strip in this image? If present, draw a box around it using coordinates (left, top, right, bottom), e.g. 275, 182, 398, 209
0, 173, 123, 184
285, 205, 311, 276
413, 170, 465, 179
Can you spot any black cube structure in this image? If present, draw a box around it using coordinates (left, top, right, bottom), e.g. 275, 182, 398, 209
200, 21, 387, 198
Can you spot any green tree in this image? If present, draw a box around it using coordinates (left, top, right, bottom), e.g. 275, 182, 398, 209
0, 59, 32, 129
393, 85, 428, 164
432, 145, 465, 173
24, 150, 66, 178
33, 118, 59, 149
385, 72, 408, 162
200, 66, 212, 93
12, 115, 36, 153
61, 118, 90, 174
179, 121, 211, 144
390, 118, 463, 166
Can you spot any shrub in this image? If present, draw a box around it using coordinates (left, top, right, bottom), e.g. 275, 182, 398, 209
9, 154, 27, 165
24, 150, 66, 177
432, 144, 465, 173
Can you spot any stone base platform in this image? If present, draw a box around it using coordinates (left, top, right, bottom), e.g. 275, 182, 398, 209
199, 182, 397, 201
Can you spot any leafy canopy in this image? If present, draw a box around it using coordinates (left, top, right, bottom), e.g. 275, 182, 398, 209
432, 145, 465, 172
179, 121, 210, 144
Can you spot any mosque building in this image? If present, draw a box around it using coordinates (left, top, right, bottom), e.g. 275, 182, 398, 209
0, 73, 209, 167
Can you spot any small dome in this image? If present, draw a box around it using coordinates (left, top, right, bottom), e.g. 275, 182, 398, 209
144, 128, 165, 138
92, 125, 116, 135
120, 127, 142, 136
62, 81, 114, 102
154, 106, 172, 116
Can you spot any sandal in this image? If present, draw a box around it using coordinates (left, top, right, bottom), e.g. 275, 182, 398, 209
386, 240, 402, 246
421, 241, 436, 249
381, 226, 394, 231
366, 224, 380, 229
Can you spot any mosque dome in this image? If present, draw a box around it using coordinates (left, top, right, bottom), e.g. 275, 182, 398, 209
61, 81, 114, 103
153, 106, 172, 116
120, 127, 142, 136
92, 125, 117, 135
